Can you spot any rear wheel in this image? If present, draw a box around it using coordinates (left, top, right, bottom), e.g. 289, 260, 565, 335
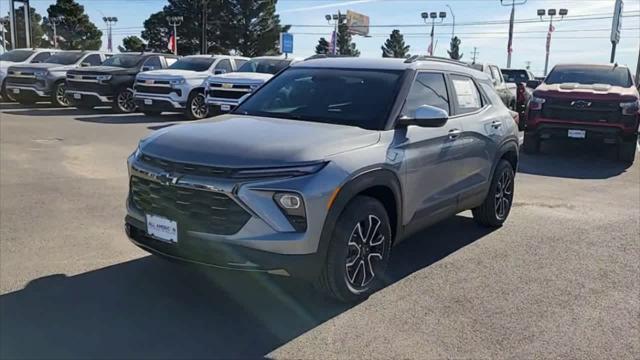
618, 135, 638, 164
113, 88, 137, 113
51, 82, 71, 107
315, 196, 392, 303
522, 132, 540, 154
473, 160, 515, 228
186, 92, 209, 120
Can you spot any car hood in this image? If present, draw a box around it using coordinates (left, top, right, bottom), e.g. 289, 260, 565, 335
138, 69, 207, 80
69, 66, 135, 75
8, 62, 75, 72
535, 82, 639, 98
208, 72, 273, 84
0, 60, 20, 71
140, 114, 381, 168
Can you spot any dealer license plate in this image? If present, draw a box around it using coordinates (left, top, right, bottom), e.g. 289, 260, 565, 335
568, 129, 586, 139
146, 214, 178, 243
12, 88, 19, 94
220, 105, 231, 111
144, 99, 153, 105
73, 93, 81, 99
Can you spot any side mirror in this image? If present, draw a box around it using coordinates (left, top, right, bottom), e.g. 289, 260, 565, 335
80, 62, 91, 67
141, 66, 154, 72
526, 80, 542, 89
214, 69, 227, 75
397, 105, 449, 128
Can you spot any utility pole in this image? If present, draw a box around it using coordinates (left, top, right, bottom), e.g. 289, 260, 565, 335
538, 8, 567, 76
325, 12, 346, 55
610, 0, 623, 63
103, 16, 118, 52
49, 16, 63, 49
421, 11, 446, 56
166, 16, 183, 55
501, 0, 527, 69
525, 60, 531, 70
635, 46, 640, 86
471, 47, 479, 64
201, 0, 209, 54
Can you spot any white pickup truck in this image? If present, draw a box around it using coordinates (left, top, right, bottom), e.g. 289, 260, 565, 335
1, 48, 60, 101
205, 56, 301, 111
133, 55, 248, 119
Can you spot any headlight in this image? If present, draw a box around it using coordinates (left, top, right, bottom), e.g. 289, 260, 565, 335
620, 100, 640, 116
34, 70, 48, 78
273, 192, 307, 232
169, 79, 185, 86
232, 162, 328, 179
529, 96, 546, 111
96, 75, 112, 81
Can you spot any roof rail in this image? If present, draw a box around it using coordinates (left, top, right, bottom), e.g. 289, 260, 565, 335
404, 55, 469, 67
304, 54, 356, 61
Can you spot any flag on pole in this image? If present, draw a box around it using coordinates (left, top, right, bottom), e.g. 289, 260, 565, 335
545, 23, 555, 52
507, 5, 515, 54
427, 23, 434, 56
168, 32, 176, 53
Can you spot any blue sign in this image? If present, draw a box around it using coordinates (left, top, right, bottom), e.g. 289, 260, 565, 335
280, 33, 294, 54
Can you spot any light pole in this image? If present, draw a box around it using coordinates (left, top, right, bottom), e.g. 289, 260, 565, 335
102, 16, 118, 52
325, 12, 346, 55
49, 16, 63, 49
501, 0, 527, 68
201, 0, 209, 54
446, 4, 455, 40
421, 11, 446, 56
538, 8, 567, 76
166, 16, 183, 55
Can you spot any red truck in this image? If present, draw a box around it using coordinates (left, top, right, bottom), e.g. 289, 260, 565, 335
524, 64, 639, 164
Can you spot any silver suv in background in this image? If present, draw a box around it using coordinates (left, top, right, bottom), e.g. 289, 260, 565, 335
134, 55, 249, 119
6, 51, 110, 106
205, 56, 301, 111
471, 62, 516, 110
125, 57, 519, 302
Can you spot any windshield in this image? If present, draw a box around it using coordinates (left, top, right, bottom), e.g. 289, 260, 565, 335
44, 52, 84, 65
501, 70, 530, 83
237, 59, 291, 74
0, 50, 34, 62
102, 54, 143, 68
234, 67, 405, 130
546, 66, 632, 87
169, 57, 215, 72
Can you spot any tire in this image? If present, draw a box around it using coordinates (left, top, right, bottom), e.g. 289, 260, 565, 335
113, 87, 137, 113
522, 132, 540, 154
185, 91, 209, 120
1, 80, 16, 102
315, 196, 393, 303
143, 110, 162, 116
472, 160, 515, 228
618, 135, 638, 164
51, 82, 71, 107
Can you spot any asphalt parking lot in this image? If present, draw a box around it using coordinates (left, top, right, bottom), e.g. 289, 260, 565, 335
0, 103, 638, 359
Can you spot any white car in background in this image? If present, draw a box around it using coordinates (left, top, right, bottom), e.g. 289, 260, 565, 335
1, 48, 59, 101
205, 56, 302, 111
134, 55, 249, 119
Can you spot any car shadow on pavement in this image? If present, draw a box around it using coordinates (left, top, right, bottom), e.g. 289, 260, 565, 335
518, 140, 633, 179
2, 108, 103, 117
0, 103, 57, 111
74, 113, 187, 124
0, 215, 491, 359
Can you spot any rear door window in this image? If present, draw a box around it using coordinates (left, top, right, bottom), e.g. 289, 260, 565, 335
402, 72, 450, 116
83, 54, 103, 66
450, 74, 483, 114
142, 56, 162, 70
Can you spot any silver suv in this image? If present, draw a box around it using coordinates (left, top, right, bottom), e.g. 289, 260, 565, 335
125, 57, 519, 302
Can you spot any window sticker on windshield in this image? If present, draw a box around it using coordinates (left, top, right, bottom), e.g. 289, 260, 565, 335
452, 79, 480, 108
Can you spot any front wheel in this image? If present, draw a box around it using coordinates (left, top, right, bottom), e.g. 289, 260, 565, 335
185, 92, 209, 120
315, 196, 392, 303
113, 88, 137, 113
1, 80, 16, 102
52, 82, 71, 107
472, 160, 515, 228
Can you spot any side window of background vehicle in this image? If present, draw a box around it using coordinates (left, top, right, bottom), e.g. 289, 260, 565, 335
402, 72, 450, 116
234, 59, 248, 70
490, 66, 502, 84
164, 57, 177, 67
142, 56, 162, 70
450, 74, 483, 114
83, 54, 102, 66
215, 59, 233, 74
31, 52, 51, 63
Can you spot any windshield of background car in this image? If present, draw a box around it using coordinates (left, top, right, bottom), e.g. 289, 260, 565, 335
237, 59, 291, 74
0, 50, 34, 62
169, 57, 215, 71
45, 52, 84, 65
101, 54, 143, 68
545, 66, 632, 87
234, 67, 405, 130
501, 70, 529, 83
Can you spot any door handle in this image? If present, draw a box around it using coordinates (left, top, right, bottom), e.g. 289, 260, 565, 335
491, 120, 503, 129
448, 128, 462, 140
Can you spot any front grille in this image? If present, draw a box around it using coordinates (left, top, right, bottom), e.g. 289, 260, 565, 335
130, 176, 251, 235
139, 154, 235, 178
66, 82, 111, 94
134, 85, 178, 96
7, 77, 38, 85
209, 83, 252, 90
542, 98, 623, 123
207, 89, 246, 100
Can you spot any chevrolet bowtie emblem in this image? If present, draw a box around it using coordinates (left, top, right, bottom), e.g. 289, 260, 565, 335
571, 100, 592, 109
145, 80, 153, 84
156, 172, 179, 186
222, 83, 233, 89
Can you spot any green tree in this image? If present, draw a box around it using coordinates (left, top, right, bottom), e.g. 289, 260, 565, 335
447, 36, 463, 60
381, 29, 410, 58
315, 37, 330, 55
4, 7, 48, 48
118, 36, 146, 52
336, 19, 359, 56
43, 0, 102, 50
227, 0, 290, 57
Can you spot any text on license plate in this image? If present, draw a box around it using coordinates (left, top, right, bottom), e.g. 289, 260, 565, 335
144, 99, 153, 105
73, 93, 81, 99
146, 214, 178, 243
568, 129, 586, 139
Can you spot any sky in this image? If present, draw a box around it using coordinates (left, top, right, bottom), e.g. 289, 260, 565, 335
1, 0, 639, 76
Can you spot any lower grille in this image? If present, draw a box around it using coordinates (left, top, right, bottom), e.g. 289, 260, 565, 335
207, 90, 247, 100
66, 82, 111, 94
130, 176, 251, 235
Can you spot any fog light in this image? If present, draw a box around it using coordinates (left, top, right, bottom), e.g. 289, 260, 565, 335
277, 193, 301, 209
273, 192, 307, 232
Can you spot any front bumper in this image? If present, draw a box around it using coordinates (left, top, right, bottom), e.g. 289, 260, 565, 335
133, 94, 185, 111
527, 122, 633, 144
65, 90, 113, 104
5, 85, 49, 99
